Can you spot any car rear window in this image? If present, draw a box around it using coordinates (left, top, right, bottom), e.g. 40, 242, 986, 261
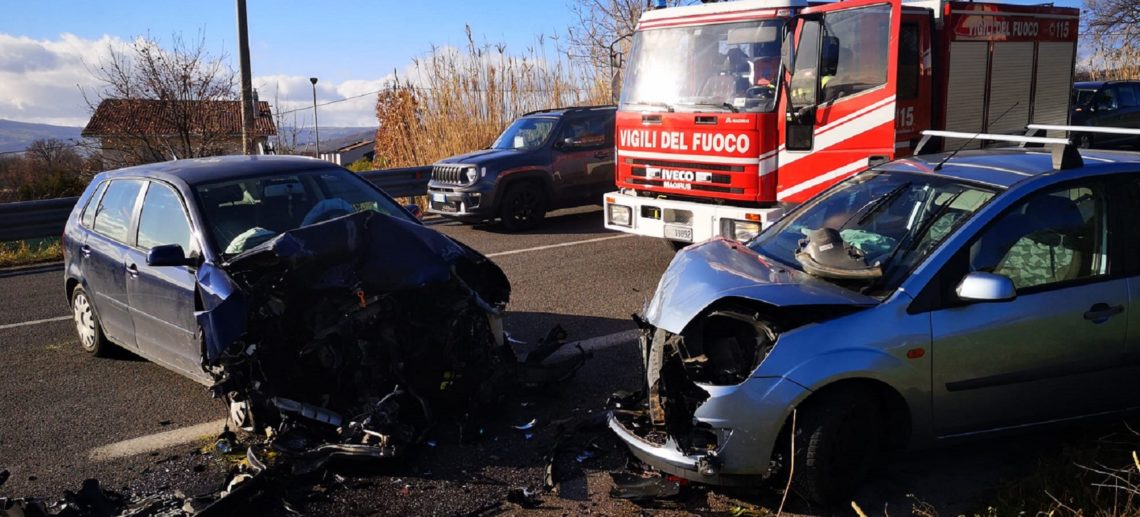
80, 181, 108, 229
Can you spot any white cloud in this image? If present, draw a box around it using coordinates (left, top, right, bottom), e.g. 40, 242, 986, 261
0, 33, 394, 128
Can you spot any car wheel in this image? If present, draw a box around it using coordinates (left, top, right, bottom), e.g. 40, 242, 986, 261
791, 388, 882, 506
499, 182, 547, 231
72, 286, 111, 357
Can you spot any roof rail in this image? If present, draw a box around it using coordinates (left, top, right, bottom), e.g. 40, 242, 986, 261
915, 130, 1083, 171
1026, 124, 1140, 137
522, 105, 616, 117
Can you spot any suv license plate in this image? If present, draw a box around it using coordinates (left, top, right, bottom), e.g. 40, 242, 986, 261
431, 193, 446, 203
664, 224, 692, 242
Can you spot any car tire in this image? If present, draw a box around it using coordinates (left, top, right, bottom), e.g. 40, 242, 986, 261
499, 182, 547, 231
791, 387, 882, 506
665, 240, 688, 252
71, 286, 111, 357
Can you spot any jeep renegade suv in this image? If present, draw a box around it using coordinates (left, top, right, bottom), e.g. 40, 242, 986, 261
426, 106, 616, 230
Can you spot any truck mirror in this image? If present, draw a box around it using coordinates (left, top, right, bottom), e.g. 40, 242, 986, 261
820, 36, 840, 77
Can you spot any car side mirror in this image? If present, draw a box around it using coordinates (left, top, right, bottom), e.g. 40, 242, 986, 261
559, 137, 579, 150
955, 271, 1016, 302
404, 203, 423, 220
146, 244, 193, 267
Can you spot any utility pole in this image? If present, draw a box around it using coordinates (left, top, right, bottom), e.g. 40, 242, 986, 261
237, 0, 255, 154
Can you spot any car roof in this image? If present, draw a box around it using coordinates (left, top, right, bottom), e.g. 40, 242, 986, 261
97, 155, 343, 187
873, 147, 1140, 189
1074, 80, 1139, 89
522, 105, 616, 118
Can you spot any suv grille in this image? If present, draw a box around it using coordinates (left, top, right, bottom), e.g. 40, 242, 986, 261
432, 164, 470, 185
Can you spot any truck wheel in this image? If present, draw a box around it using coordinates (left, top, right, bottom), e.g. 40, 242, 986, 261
72, 286, 111, 357
499, 182, 547, 231
791, 388, 882, 506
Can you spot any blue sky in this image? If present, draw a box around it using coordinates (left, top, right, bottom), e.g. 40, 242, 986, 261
0, 0, 1083, 127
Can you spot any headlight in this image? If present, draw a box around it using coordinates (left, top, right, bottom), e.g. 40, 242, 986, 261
465, 167, 479, 183
721, 219, 761, 242
609, 204, 632, 226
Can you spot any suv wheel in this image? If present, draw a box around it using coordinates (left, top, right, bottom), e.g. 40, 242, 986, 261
499, 182, 547, 231
791, 388, 882, 505
72, 286, 111, 357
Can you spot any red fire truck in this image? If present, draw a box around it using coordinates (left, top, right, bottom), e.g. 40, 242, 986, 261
603, 0, 1079, 246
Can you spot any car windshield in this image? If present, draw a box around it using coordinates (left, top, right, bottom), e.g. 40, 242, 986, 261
1072, 88, 1097, 107
195, 168, 414, 257
491, 117, 557, 151
750, 171, 997, 293
620, 19, 786, 113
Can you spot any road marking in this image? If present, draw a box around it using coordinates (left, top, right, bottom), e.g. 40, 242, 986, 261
0, 316, 71, 331
1, 236, 634, 331
487, 234, 635, 258
89, 419, 229, 461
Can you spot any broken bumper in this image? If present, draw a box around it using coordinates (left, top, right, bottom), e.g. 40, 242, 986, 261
609, 376, 809, 485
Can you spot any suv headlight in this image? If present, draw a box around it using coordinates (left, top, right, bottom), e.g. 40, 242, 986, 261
465, 167, 479, 183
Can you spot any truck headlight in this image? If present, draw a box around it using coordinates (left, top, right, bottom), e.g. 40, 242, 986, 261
721, 219, 761, 242
465, 167, 479, 183
609, 204, 632, 227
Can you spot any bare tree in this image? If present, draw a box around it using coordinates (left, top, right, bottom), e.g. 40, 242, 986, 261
0, 139, 91, 202
270, 83, 306, 155
564, 0, 697, 101
1081, 0, 1140, 79
83, 32, 239, 166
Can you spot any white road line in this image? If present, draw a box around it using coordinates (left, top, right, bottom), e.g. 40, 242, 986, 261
0, 315, 71, 331
2, 235, 633, 331
486, 234, 635, 258
88, 419, 229, 461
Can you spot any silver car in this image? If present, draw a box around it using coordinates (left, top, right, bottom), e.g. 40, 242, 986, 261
611, 145, 1140, 504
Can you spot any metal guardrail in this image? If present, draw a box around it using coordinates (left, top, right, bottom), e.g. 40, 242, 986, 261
0, 165, 432, 242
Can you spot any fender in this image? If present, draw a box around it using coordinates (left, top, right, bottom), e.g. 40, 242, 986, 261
496, 168, 556, 202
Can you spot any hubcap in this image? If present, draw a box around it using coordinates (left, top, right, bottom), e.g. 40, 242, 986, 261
73, 293, 96, 349
512, 191, 537, 221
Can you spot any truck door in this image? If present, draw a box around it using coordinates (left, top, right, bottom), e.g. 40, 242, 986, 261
894, 13, 932, 156
778, 0, 901, 204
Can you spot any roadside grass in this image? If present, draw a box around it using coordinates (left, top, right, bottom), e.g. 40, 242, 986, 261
0, 237, 62, 268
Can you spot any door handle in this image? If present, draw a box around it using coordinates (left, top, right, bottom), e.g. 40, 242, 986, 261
1083, 303, 1124, 323
126, 263, 139, 277
80, 245, 91, 257
594, 151, 612, 159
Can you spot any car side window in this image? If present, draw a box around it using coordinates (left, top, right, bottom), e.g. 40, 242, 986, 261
1115, 84, 1137, 108
92, 179, 144, 244
558, 116, 608, 148
967, 184, 1108, 291
1095, 88, 1119, 111
137, 182, 194, 253
80, 181, 109, 229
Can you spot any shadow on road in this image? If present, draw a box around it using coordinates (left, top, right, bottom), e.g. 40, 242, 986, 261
467, 207, 608, 237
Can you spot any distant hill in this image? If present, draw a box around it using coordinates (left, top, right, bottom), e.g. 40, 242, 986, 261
0, 119, 85, 153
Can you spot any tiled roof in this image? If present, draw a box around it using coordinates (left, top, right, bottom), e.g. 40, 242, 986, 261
337, 140, 375, 153
82, 99, 277, 137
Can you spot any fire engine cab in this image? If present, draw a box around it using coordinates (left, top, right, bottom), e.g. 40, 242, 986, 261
603, 0, 1079, 246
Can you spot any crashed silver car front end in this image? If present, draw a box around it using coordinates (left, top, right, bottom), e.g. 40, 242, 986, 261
610, 237, 879, 483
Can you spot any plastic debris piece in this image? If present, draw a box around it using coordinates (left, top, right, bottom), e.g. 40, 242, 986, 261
507, 486, 543, 508
609, 472, 682, 501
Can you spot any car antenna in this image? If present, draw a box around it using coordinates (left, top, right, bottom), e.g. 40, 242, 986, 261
933, 102, 1019, 171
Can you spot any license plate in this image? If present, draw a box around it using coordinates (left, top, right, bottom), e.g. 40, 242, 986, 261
431, 193, 446, 203
664, 224, 693, 242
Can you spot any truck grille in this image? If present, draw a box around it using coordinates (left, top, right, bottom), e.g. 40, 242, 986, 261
431, 164, 470, 185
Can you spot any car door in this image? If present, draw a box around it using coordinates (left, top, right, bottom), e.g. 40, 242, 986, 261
929, 180, 1130, 437
85, 178, 145, 349
123, 180, 204, 379
551, 114, 614, 204
1118, 175, 1140, 403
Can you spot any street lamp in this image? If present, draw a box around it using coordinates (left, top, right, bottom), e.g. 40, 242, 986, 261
310, 77, 320, 158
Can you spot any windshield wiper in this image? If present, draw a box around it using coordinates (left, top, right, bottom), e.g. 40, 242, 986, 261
626, 101, 674, 112
678, 102, 739, 113
877, 189, 965, 276
840, 182, 911, 228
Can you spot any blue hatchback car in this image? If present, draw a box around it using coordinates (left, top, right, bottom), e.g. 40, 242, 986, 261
61, 156, 448, 384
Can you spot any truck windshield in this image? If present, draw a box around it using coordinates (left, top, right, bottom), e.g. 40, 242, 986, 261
491, 117, 558, 151
620, 19, 785, 113
749, 171, 996, 293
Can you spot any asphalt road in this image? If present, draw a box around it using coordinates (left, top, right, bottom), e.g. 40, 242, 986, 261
0, 206, 1133, 515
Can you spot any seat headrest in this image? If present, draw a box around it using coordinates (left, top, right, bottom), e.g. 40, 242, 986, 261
1023, 195, 1085, 246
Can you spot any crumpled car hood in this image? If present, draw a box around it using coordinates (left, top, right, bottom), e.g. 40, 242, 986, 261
199, 210, 509, 360
644, 238, 878, 334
